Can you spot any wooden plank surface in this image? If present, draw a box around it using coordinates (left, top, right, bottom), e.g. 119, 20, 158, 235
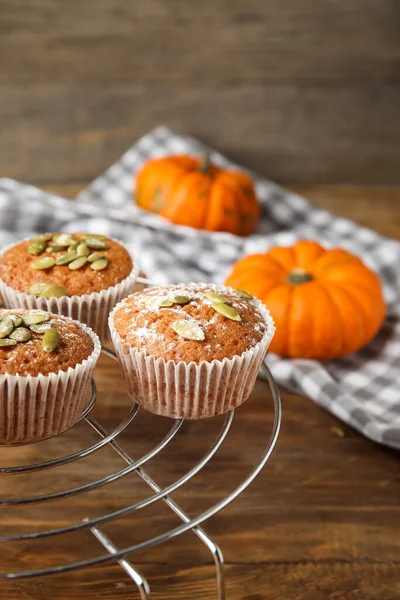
0, 185, 399, 599
1, 0, 399, 184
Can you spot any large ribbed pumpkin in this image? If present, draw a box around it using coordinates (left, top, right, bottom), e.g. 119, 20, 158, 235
225, 240, 386, 359
135, 154, 260, 236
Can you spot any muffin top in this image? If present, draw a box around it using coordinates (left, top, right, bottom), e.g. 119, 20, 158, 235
0, 309, 94, 376
0, 233, 133, 297
112, 284, 269, 363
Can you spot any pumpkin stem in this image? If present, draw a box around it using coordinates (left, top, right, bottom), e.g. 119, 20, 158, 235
287, 268, 313, 284
199, 153, 212, 174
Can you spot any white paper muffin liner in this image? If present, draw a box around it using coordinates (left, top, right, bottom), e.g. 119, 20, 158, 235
0, 238, 139, 343
109, 284, 275, 419
0, 313, 101, 445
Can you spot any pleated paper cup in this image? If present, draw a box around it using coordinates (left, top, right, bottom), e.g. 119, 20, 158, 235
109, 286, 275, 419
0, 316, 101, 445
0, 239, 139, 343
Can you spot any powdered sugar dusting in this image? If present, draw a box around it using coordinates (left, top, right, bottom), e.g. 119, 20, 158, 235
113, 283, 270, 364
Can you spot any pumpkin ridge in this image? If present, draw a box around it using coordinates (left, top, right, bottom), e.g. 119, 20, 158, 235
332, 280, 384, 342
324, 282, 369, 355
314, 281, 346, 357
262, 252, 292, 274
266, 283, 293, 356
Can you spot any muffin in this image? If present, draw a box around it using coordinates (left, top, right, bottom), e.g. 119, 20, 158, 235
0, 233, 139, 342
109, 284, 275, 419
0, 309, 101, 444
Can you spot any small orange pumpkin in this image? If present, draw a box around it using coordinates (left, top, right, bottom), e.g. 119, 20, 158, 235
225, 240, 386, 359
135, 154, 260, 236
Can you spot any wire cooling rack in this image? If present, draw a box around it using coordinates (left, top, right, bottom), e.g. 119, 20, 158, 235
0, 315, 281, 599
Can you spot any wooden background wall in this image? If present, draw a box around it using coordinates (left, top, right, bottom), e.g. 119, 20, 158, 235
1, 0, 399, 187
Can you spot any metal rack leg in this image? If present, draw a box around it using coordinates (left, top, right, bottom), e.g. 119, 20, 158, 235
87, 416, 226, 600
87, 521, 151, 600
137, 466, 226, 600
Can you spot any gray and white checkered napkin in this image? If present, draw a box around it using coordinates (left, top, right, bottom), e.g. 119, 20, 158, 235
0, 126, 399, 450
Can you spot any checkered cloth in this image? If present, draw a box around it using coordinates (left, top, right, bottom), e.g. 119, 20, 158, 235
0, 126, 399, 450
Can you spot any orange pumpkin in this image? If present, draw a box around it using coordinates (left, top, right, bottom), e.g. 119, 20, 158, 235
225, 240, 386, 359
135, 154, 260, 236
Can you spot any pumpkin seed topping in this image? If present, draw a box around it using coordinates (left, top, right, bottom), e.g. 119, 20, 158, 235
90, 257, 109, 271
8, 314, 23, 327
46, 244, 65, 253
42, 327, 60, 352
0, 312, 64, 350
85, 238, 109, 250
68, 243, 79, 255
35, 233, 53, 243
52, 234, 75, 247
171, 319, 205, 341
68, 256, 88, 270
211, 302, 242, 321
77, 242, 90, 257
22, 312, 49, 326
0, 316, 14, 338
10, 327, 31, 342
173, 295, 191, 305
31, 257, 56, 270
159, 299, 174, 308
0, 338, 17, 347
234, 289, 253, 300
28, 241, 46, 256
88, 251, 107, 263
55, 253, 77, 265
27, 233, 112, 277
83, 234, 105, 240
28, 282, 49, 297
205, 291, 227, 303
28, 282, 67, 299
29, 322, 52, 334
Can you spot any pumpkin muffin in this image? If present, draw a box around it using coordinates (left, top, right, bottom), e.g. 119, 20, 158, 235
0, 233, 139, 342
0, 309, 101, 445
109, 284, 275, 419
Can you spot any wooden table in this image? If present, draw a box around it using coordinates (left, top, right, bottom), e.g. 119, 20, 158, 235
1, 185, 399, 600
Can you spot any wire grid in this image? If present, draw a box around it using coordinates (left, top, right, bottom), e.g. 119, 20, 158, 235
0, 351, 281, 599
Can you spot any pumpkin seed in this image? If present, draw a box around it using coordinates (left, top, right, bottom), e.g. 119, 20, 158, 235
211, 302, 242, 321
171, 319, 205, 341
85, 238, 109, 250
34, 233, 53, 243
0, 316, 14, 338
31, 257, 55, 270
234, 289, 253, 300
41, 284, 67, 299
76, 242, 90, 257
30, 322, 52, 334
10, 327, 31, 342
22, 312, 49, 326
28, 282, 49, 297
75, 242, 87, 256
205, 291, 227, 303
55, 253, 77, 265
88, 251, 106, 263
82, 234, 105, 240
159, 299, 174, 308
145, 296, 163, 309
68, 257, 88, 270
0, 338, 17, 347
46, 245, 65, 253
90, 257, 109, 271
8, 314, 22, 327
42, 327, 60, 352
68, 243, 79, 255
27, 241, 46, 255
52, 234, 75, 247
173, 295, 191, 305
